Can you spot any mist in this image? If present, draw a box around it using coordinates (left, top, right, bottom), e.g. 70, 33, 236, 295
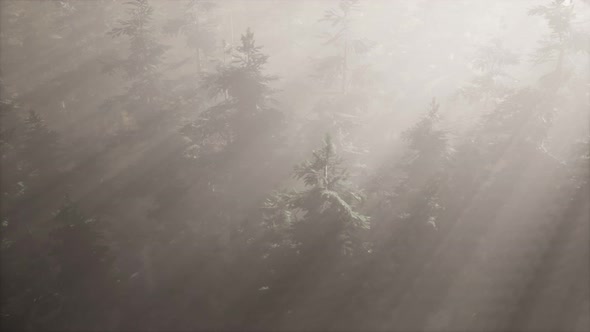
1, 1, 589, 331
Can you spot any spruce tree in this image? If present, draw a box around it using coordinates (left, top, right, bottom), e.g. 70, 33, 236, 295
314, 0, 361, 93
372, 98, 449, 226
458, 39, 520, 105
182, 27, 283, 201
104, 0, 169, 134
191, 27, 280, 150
163, 0, 218, 74
306, 0, 377, 168
362, 99, 450, 326
167, 29, 285, 329
290, 134, 370, 258
419, 4, 589, 329
255, 134, 370, 329
529, 0, 589, 82
262, 134, 369, 259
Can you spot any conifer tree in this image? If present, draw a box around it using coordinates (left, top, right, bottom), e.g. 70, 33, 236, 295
372, 98, 449, 220
361, 99, 450, 326
166, 29, 285, 329
391, 98, 449, 262
529, 0, 589, 82
459, 39, 520, 105
314, 0, 362, 93
459, 0, 587, 183
262, 134, 369, 259
290, 134, 370, 257
182, 27, 283, 194
255, 134, 370, 329
415, 4, 589, 329
163, 0, 217, 74
307, 0, 377, 165
192, 27, 279, 147
104, 0, 169, 134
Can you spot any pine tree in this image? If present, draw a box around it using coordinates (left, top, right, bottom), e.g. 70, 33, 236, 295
159, 29, 286, 329
373, 98, 449, 218
394, 99, 448, 248
446, 1, 586, 216
104, 0, 169, 134
184, 28, 278, 147
414, 4, 589, 329
254, 134, 370, 329
314, 0, 362, 93
458, 39, 520, 105
392, 98, 449, 259
529, 0, 589, 81
261, 134, 369, 262
163, 0, 218, 74
182, 27, 283, 195
362, 99, 450, 325
471, 0, 587, 171
306, 0, 377, 165
290, 134, 370, 257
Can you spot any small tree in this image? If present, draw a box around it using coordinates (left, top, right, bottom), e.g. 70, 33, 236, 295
265, 134, 369, 259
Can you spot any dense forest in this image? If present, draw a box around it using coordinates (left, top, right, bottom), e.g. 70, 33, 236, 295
0, 0, 589, 331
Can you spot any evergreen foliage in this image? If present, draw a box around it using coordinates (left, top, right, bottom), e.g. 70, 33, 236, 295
0, 1, 588, 331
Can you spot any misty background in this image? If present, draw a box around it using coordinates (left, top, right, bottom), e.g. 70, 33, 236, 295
1, 0, 589, 331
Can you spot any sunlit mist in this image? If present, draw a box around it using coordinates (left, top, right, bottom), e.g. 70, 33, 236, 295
1, 1, 589, 331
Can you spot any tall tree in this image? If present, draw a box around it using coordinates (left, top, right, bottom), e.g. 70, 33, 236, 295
409, 3, 590, 329
163, 0, 218, 74
314, 0, 363, 93
307, 0, 377, 166
156, 28, 286, 330
104, 0, 169, 135
458, 39, 520, 105
255, 135, 370, 330
290, 134, 370, 257
359, 98, 452, 329
182, 27, 283, 200
529, 0, 589, 83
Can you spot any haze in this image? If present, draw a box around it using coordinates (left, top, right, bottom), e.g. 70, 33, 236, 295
1, 1, 589, 331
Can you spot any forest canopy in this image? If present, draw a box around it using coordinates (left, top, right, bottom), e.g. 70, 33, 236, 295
1, 1, 589, 331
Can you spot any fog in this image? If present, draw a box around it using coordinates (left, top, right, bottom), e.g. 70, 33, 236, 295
1, 1, 589, 331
